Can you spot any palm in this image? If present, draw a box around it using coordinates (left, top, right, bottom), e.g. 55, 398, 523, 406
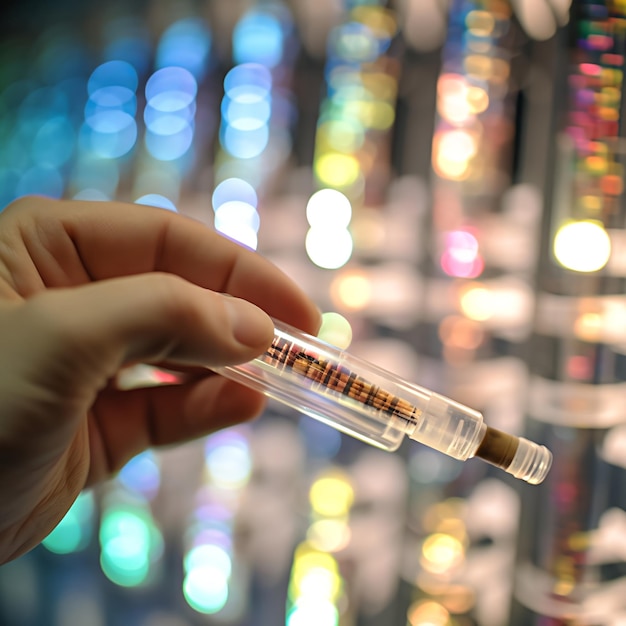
0, 197, 320, 564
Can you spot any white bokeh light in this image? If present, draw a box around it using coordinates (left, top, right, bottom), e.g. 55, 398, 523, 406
305, 228, 353, 269
554, 220, 611, 273
306, 189, 352, 228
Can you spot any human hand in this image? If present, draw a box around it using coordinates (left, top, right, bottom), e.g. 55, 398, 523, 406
0, 197, 320, 564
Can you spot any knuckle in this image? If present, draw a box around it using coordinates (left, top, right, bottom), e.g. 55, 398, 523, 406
148, 273, 207, 329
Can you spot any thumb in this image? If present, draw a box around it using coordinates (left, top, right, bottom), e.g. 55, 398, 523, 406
11, 272, 275, 394
0, 274, 275, 559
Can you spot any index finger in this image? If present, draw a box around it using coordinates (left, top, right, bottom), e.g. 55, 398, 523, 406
4, 197, 321, 334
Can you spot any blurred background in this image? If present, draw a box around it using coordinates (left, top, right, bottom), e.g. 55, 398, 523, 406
1, 0, 626, 624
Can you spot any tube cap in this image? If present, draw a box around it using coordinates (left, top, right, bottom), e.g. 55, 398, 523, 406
505, 437, 553, 485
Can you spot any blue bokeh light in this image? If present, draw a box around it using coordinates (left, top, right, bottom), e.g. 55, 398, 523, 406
0, 169, 19, 211
221, 93, 271, 129
224, 64, 272, 99
31, 116, 75, 167
81, 61, 139, 159
85, 109, 135, 134
144, 125, 194, 161
118, 451, 162, 498
212, 177, 258, 210
86, 86, 137, 117
220, 124, 269, 159
220, 63, 273, 161
144, 113, 192, 136
135, 193, 178, 212
233, 11, 284, 68
73, 188, 110, 201
144, 67, 198, 162
103, 18, 152, 73
80, 115, 138, 159
16, 165, 64, 199
88, 60, 138, 95
156, 18, 212, 80
145, 67, 197, 106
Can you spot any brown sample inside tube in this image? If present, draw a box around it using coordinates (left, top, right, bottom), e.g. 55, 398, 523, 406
474, 427, 519, 470
262, 334, 420, 421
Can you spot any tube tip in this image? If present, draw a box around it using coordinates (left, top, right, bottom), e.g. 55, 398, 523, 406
506, 437, 553, 485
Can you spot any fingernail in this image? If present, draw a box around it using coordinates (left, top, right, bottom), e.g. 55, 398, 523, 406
224, 297, 273, 348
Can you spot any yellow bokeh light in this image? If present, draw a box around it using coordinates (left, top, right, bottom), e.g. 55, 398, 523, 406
362, 72, 398, 101
601, 86, 621, 104
414, 580, 476, 615
317, 119, 364, 154
585, 155, 607, 175
463, 54, 493, 80
553, 220, 611, 273
351, 209, 386, 251
309, 473, 354, 517
459, 284, 494, 321
490, 57, 511, 84
420, 533, 465, 575
292, 544, 338, 576
315, 152, 361, 189
358, 100, 396, 130
290, 543, 343, 604
424, 499, 465, 526
466, 85, 489, 114
434, 154, 469, 180
330, 272, 372, 310
434, 517, 467, 543
297, 566, 342, 601
553, 577, 576, 597
581, 194, 603, 212
574, 311, 603, 341
466, 10, 495, 37
407, 600, 451, 626
433, 129, 478, 181
352, 5, 397, 38
307, 519, 352, 553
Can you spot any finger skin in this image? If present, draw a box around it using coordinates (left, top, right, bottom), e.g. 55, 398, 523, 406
88, 377, 266, 484
0, 197, 321, 334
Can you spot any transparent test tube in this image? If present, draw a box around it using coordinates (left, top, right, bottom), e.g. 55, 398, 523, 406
213, 320, 552, 484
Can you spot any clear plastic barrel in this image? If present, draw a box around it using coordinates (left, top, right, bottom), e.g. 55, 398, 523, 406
214, 320, 486, 456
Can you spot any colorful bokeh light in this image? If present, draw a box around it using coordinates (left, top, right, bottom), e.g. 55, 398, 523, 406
42, 491, 95, 555
553, 220, 611, 273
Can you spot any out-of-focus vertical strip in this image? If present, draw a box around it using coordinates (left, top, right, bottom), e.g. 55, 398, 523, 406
510, 1, 626, 623
400, 2, 541, 625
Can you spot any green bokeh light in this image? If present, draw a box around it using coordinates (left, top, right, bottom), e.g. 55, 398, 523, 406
42, 491, 95, 555
183, 565, 229, 614
99, 505, 162, 587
